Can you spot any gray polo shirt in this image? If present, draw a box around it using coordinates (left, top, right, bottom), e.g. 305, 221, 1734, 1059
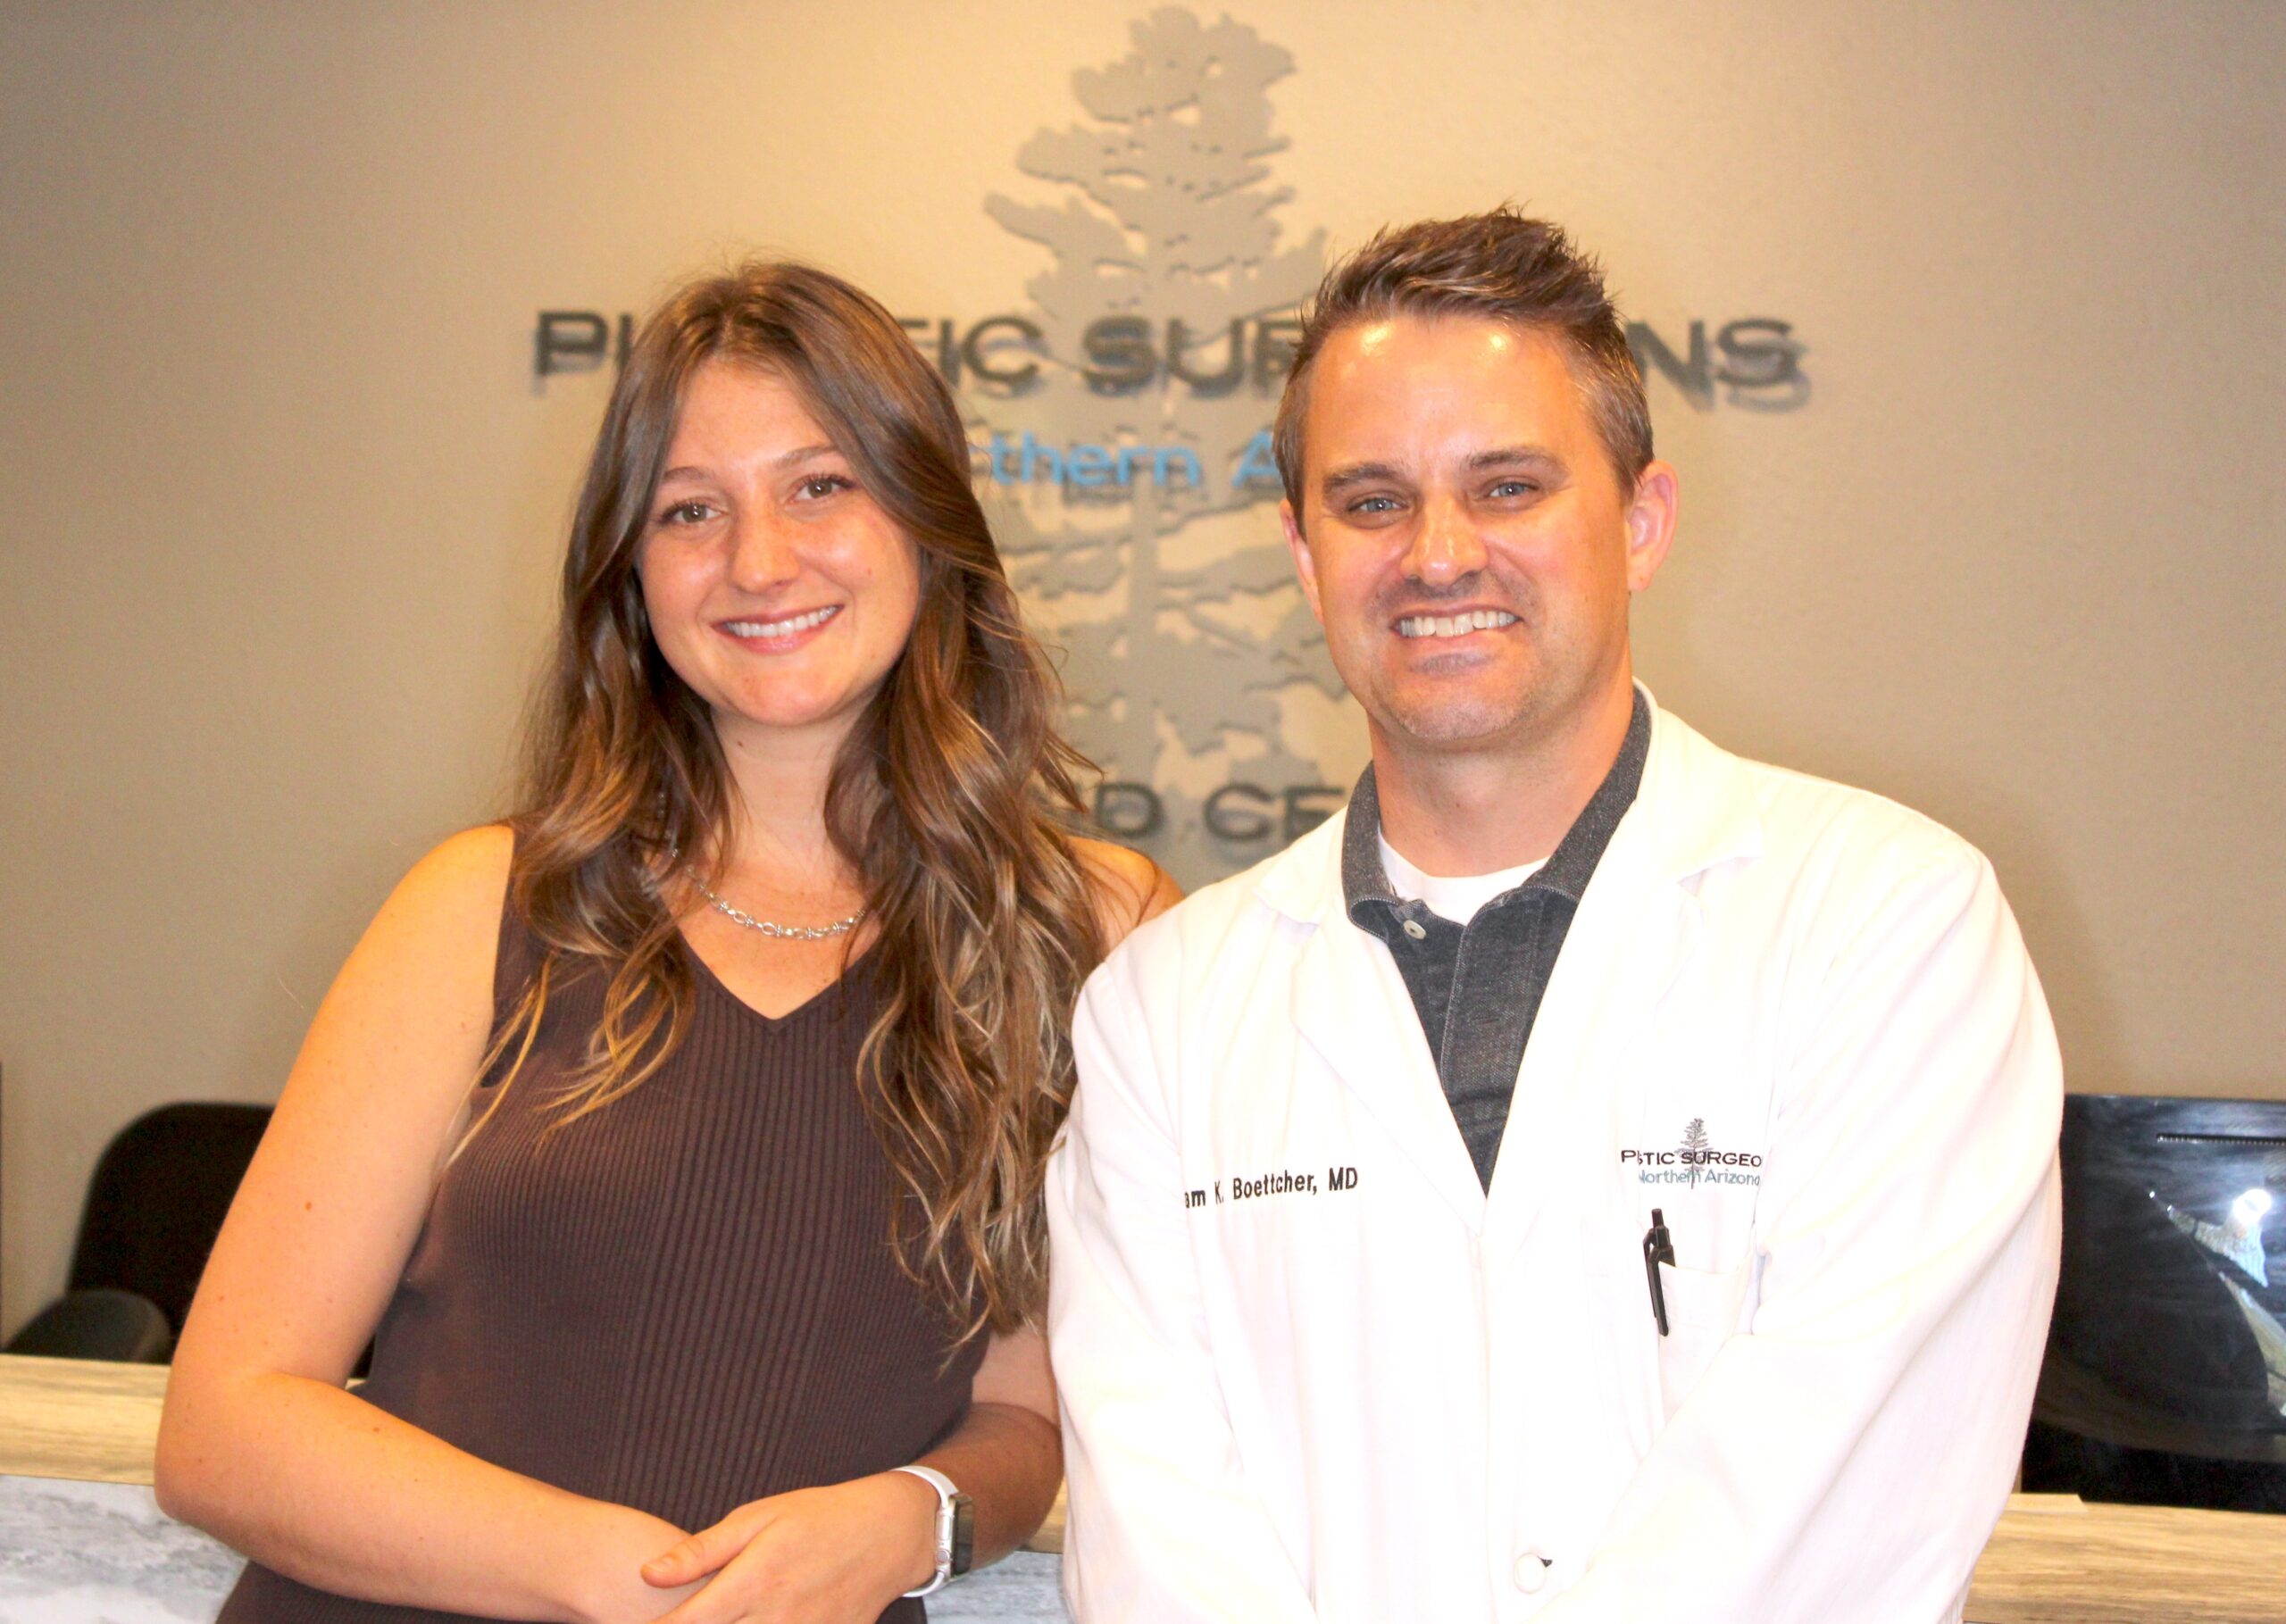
1342, 692, 1651, 1188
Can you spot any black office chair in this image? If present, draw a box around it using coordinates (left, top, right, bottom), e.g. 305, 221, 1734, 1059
6, 1287, 173, 1362
2021, 1093, 2286, 1512
5, 1102, 271, 1362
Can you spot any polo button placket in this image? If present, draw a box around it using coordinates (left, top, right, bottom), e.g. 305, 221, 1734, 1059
1513, 1552, 1551, 1592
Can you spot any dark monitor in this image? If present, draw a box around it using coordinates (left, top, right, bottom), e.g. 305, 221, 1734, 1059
2023, 1093, 2286, 1512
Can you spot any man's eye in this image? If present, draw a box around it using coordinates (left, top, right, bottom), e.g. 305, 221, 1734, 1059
1487, 479, 1539, 499
1349, 495, 1401, 515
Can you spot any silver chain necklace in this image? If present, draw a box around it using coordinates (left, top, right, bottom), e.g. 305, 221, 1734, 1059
690, 877, 865, 941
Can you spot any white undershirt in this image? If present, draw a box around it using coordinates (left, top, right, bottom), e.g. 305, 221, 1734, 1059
1378, 833, 1548, 927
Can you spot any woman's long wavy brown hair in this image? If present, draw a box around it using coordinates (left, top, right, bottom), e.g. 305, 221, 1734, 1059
485, 262, 1106, 1336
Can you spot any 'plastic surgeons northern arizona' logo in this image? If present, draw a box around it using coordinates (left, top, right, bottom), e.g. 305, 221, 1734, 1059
1620, 1118, 1765, 1187
530, 7, 1812, 889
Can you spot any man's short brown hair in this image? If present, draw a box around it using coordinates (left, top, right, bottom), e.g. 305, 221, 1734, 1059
1272, 207, 1652, 518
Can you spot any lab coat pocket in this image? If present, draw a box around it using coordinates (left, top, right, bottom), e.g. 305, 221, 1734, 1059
1654, 1257, 1752, 1420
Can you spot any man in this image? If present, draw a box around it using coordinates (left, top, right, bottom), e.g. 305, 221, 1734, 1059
1045, 210, 2062, 1623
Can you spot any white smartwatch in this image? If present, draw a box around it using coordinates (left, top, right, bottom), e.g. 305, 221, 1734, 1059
892, 1463, 975, 1597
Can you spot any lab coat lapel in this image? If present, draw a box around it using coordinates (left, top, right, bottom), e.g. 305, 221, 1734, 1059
1277, 821, 1489, 1237
1482, 703, 1759, 1263
1482, 859, 1700, 1261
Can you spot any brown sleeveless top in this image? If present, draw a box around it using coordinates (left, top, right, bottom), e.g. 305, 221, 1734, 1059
218, 895, 985, 1624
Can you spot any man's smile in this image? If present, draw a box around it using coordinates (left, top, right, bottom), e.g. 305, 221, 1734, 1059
1394, 609, 1519, 639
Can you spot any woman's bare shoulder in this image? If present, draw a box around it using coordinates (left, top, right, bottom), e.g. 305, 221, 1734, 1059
341, 824, 517, 1003
411, 822, 516, 895
1071, 836, 1183, 953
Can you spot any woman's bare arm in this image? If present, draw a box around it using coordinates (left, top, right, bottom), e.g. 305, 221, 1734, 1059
156, 826, 693, 1624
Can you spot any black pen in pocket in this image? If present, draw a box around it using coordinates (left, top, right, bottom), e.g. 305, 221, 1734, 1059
1642, 1208, 1674, 1337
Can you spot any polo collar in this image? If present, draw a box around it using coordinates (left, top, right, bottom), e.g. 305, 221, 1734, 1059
1339, 688, 1650, 925
1254, 687, 1761, 928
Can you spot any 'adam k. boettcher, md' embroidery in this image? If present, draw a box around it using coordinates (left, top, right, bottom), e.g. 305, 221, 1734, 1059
1186, 1166, 1360, 1208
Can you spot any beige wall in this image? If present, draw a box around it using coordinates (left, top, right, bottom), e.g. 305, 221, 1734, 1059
2, 0, 2281, 1335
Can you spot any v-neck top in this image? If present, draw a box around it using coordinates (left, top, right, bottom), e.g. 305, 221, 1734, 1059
217, 889, 982, 1624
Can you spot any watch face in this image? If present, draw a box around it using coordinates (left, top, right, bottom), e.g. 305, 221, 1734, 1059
949, 1494, 977, 1576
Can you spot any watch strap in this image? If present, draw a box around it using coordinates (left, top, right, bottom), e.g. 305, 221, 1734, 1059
893, 1464, 960, 1597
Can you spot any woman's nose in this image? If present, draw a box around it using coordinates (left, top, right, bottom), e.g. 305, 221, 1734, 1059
725, 511, 801, 594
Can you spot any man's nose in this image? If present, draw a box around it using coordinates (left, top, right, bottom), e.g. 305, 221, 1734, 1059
1402, 493, 1489, 586
726, 509, 801, 595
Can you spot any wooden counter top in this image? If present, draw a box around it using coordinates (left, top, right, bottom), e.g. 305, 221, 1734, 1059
4, 1353, 2275, 1617
0, 1352, 1070, 1551
1963, 1492, 2284, 1624
0, 1351, 170, 1485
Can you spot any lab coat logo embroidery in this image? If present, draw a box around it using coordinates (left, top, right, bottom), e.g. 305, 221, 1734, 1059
1619, 1120, 1763, 1187
1679, 1118, 1712, 1187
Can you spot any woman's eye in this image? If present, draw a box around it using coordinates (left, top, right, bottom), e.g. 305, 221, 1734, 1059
656, 499, 715, 526
798, 473, 853, 499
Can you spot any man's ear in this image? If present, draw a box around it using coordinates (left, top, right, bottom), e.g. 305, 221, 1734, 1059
1623, 461, 1680, 594
1281, 499, 1325, 625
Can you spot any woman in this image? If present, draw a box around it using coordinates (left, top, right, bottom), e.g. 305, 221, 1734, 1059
155, 262, 1176, 1623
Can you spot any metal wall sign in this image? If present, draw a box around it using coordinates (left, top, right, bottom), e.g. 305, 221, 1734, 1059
531, 7, 1808, 886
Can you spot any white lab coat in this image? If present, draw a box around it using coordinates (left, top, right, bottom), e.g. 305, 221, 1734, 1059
1047, 697, 2062, 1624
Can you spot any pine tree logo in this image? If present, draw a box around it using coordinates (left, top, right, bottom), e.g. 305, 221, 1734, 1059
1679, 1117, 1712, 1187
977, 9, 1349, 887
